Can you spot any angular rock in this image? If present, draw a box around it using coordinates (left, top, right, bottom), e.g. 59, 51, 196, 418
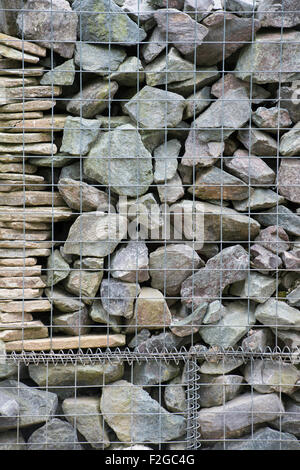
182, 131, 223, 168
66, 79, 118, 118
110, 241, 149, 283
72, 0, 147, 45
17, 0, 78, 58
279, 86, 300, 123
171, 302, 208, 337
60, 116, 100, 156
238, 128, 278, 156
84, 124, 153, 196
157, 172, 184, 204
254, 205, 300, 237
134, 331, 184, 353
211, 73, 271, 105
197, 392, 284, 440
89, 300, 121, 333
100, 278, 140, 318
235, 30, 300, 83
124, 86, 185, 129
199, 356, 244, 375
242, 329, 274, 352
199, 374, 244, 408
254, 225, 290, 254
279, 123, 300, 156
183, 0, 213, 21
123, 0, 156, 22
274, 400, 300, 438
164, 376, 187, 413
278, 159, 300, 204
109, 56, 145, 86
287, 285, 300, 308
53, 307, 90, 336
74, 42, 126, 75
183, 86, 211, 120
141, 27, 166, 63
244, 359, 299, 394
257, 0, 300, 28
282, 250, 300, 270
133, 360, 180, 385
64, 258, 104, 303
230, 272, 278, 303
167, 66, 219, 97
27, 418, 82, 450
40, 59, 75, 86
46, 249, 70, 287
64, 212, 128, 257
127, 287, 172, 330
255, 298, 300, 329
149, 244, 203, 296
100, 380, 186, 443
252, 107, 292, 133
145, 47, 194, 87
181, 245, 249, 305
45, 286, 86, 313
58, 178, 109, 212
202, 300, 227, 325
233, 189, 285, 212
154, 139, 180, 183
250, 244, 282, 272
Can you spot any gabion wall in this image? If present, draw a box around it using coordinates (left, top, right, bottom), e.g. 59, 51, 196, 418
0, 0, 299, 451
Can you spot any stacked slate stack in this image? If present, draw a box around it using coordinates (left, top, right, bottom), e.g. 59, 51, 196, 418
0, 0, 298, 451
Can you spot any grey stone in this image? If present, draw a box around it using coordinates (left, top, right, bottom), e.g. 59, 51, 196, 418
235, 30, 300, 84
164, 376, 187, 413
72, 0, 147, 44
134, 331, 184, 353
243, 359, 299, 394
27, 418, 82, 450
133, 360, 180, 385
58, 178, 110, 212
191, 165, 250, 201
211, 73, 271, 105
287, 285, 300, 308
123, 0, 156, 22
197, 392, 284, 440
282, 250, 300, 270
53, 307, 90, 336
273, 329, 300, 349
154, 8, 208, 56
84, 124, 153, 196
213, 426, 300, 450
74, 42, 126, 75
230, 272, 278, 303
0, 430, 26, 450
170, 302, 208, 337
62, 397, 110, 449
110, 241, 149, 283
45, 286, 86, 312
182, 131, 223, 168
192, 88, 250, 143
124, 86, 185, 129
97, 115, 134, 129
238, 128, 278, 156
17, 0, 78, 58
254, 205, 300, 237
183, 0, 213, 21
250, 244, 282, 272
141, 27, 166, 64
109, 56, 145, 86
46, 249, 70, 287
223, 0, 256, 17
278, 159, 300, 204
145, 47, 194, 87
66, 79, 118, 118
29, 155, 74, 168
242, 329, 274, 352
64, 212, 128, 257
100, 380, 186, 443
157, 172, 185, 204
252, 107, 292, 133
257, 0, 300, 28
153, 139, 180, 183
199, 357, 244, 375
149, 244, 203, 296
274, 400, 300, 438
202, 300, 227, 324
167, 66, 219, 97
126, 287, 172, 331
89, 300, 121, 333
280, 123, 300, 156
64, 258, 104, 304
199, 374, 244, 408
255, 298, 300, 330
279, 86, 300, 123
0, 379, 58, 430
181, 245, 249, 306
128, 329, 151, 348
192, 11, 260, 65
183, 86, 212, 120
60, 116, 100, 156
199, 300, 255, 348
254, 225, 290, 254
40, 59, 75, 86
100, 278, 140, 319
224, 149, 275, 186
232, 189, 285, 212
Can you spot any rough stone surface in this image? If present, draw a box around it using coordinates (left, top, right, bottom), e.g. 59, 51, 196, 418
66, 79, 118, 118
101, 278, 140, 318
27, 418, 82, 450
199, 374, 244, 408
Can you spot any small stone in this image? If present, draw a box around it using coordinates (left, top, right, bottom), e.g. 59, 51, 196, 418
197, 392, 284, 440
255, 298, 300, 329
224, 0, 256, 17
170, 302, 208, 337
211, 73, 271, 105
191, 165, 250, 201
64, 212, 128, 257
74, 42, 126, 75
183, 86, 211, 120
89, 300, 121, 333
238, 128, 278, 156
40, 59, 75, 86
233, 189, 285, 212
101, 279, 140, 319
244, 360, 299, 394
242, 329, 274, 352
62, 397, 110, 449
46, 249, 70, 286
60, 116, 100, 156
202, 301, 227, 325
133, 360, 180, 385
250, 244, 282, 272
53, 307, 90, 336
199, 374, 244, 408
84, 124, 153, 197
58, 178, 109, 212
274, 400, 300, 438
164, 376, 187, 413
45, 286, 86, 313
72, 0, 147, 45
153, 139, 180, 183
100, 380, 186, 443
255, 225, 290, 254
279, 86, 300, 123
254, 205, 300, 237
123, 0, 156, 22
128, 329, 151, 349
134, 331, 184, 353
181, 245, 249, 306
287, 285, 300, 308
141, 27, 166, 64
235, 30, 300, 84
64, 258, 104, 304
182, 131, 223, 168
157, 172, 184, 204
199, 357, 244, 375
257, 0, 300, 28
145, 47, 194, 87
27, 418, 82, 450
127, 287, 172, 330
280, 123, 300, 156
167, 66, 219, 97
0, 379, 57, 430
110, 241, 149, 283
66, 79, 118, 118
224, 149, 275, 186
124, 86, 185, 129
109, 56, 145, 86
149, 244, 203, 296
252, 107, 292, 133
230, 272, 278, 303
199, 300, 255, 348
183, 0, 213, 21
282, 250, 300, 270
154, 8, 208, 56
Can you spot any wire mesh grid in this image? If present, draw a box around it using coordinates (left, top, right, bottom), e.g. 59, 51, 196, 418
0, 0, 298, 451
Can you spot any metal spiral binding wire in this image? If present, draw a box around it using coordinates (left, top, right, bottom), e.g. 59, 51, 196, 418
185, 357, 201, 450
